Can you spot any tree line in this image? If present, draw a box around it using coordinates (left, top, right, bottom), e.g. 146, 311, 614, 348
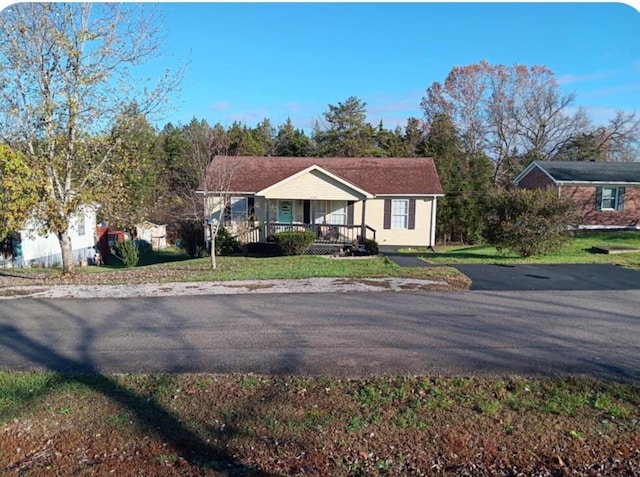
1, 3, 639, 273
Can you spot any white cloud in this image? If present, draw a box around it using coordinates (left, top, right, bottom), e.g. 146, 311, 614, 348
209, 101, 230, 111
557, 71, 616, 85
580, 83, 640, 99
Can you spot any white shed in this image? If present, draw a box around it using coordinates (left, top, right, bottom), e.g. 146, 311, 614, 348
135, 221, 167, 249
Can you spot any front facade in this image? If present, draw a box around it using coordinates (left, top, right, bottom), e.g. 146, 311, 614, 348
514, 161, 640, 229
199, 156, 443, 248
0, 206, 98, 268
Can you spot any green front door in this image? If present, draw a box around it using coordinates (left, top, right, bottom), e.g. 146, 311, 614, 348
278, 200, 293, 224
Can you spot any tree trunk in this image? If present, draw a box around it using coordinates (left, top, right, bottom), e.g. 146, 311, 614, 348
58, 229, 75, 275
209, 224, 217, 270
210, 237, 217, 271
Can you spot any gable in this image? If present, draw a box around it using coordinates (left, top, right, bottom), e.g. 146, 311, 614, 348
258, 167, 370, 200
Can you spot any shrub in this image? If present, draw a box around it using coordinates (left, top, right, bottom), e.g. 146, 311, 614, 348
112, 240, 140, 268
364, 238, 379, 255
273, 231, 315, 256
177, 220, 206, 258
133, 239, 152, 255
483, 188, 577, 257
215, 227, 240, 256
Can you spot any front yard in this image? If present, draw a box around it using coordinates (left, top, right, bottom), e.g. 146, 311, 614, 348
0, 253, 469, 289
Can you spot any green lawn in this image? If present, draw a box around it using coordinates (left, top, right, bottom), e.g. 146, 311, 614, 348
413, 231, 640, 269
1, 252, 469, 288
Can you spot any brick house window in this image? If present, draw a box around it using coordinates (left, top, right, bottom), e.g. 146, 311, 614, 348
596, 187, 625, 211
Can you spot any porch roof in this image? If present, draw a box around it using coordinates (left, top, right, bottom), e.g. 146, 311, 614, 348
200, 156, 444, 196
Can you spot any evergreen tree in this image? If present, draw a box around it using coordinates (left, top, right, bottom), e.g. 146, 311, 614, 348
313, 96, 378, 157
274, 118, 314, 156
425, 113, 492, 244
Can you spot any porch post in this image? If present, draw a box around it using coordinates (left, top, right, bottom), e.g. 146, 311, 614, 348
265, 199, 270, 241
360, 199, 367, 243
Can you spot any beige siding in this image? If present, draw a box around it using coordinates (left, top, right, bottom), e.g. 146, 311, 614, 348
261, 169, 364, 200
357, 197, 435, 247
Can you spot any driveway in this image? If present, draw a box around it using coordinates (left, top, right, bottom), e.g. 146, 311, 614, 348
380, 246, 640, 291
455, 263, 640, 291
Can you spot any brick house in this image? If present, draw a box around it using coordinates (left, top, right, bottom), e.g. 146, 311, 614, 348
514, 161, 640, 230
198, 156, 444, 249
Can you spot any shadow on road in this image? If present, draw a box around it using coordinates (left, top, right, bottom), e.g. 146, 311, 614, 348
0, 297, 294, 476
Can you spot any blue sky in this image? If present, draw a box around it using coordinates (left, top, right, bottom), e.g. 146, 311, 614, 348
146, 2, 640, 132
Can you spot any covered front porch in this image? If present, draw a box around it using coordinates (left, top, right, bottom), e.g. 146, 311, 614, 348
234, 196, 376, 248
238, 219, 377, 247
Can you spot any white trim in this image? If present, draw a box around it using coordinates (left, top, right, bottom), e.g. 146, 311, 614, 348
196, 190, 254, 195
555, 181, 640, 186
513, 161, 557, 185
429, 196, 437, 247
573, 225, 640, 230
377, 193, 444, 197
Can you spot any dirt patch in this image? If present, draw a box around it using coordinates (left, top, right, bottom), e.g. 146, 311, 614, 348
0, 288, 45, 297
222, 283, 276, 291
399, 282, 453, 292
333, 278, 393, 289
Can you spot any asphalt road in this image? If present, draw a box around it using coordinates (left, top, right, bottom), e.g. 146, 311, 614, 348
455, 263, 640, 291
1, 290, 638, 380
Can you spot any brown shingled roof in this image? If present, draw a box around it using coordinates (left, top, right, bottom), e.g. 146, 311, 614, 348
201, 156, 443, 195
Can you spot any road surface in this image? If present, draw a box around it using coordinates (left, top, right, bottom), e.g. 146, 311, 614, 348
0, 290, 638, 380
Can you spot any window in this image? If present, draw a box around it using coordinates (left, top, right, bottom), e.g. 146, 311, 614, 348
230, 197, 248, 221
384, 199, 415, 230
597, 187, 625, 211
77, 212, 86, 236
391, 199, 409, 229
224, 197, 255, 224
313, 200, 348, 225
328, 201, 347, 225
314, 201, 326, 224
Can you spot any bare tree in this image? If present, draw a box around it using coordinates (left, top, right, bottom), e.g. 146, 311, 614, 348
553, 111, 640, 163
0, 3, 181, 274
170, 120, 239, 270
421, 61, 590, 186
200, 155, 238, 270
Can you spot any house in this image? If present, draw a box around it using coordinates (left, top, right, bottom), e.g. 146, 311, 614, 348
136, 221, 167, 250
198, 156, 444, 249
0, 206, 98, 268
514, 160, 640, 230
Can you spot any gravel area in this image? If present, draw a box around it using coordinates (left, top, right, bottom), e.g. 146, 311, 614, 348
0, 277, 450, 300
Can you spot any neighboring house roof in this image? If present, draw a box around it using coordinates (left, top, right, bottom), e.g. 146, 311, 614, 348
515, 161, 640, 185
200, 156, 444, 196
